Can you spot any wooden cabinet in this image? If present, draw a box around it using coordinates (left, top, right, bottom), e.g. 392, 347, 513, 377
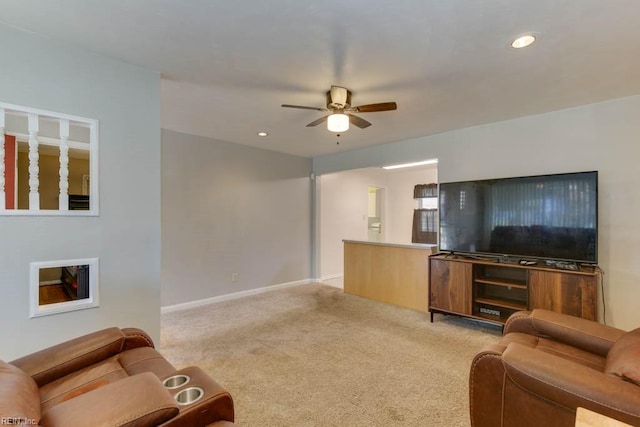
429, 259, 472, 316
429, 254, 598, 324
528, 270, 597, 320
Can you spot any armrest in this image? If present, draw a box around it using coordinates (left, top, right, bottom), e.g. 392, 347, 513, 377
504, 309, 626, 356
161, 366, 234, 426
11, 327, 153, 386
40, 373, 179, 427
502, 342, 640, 424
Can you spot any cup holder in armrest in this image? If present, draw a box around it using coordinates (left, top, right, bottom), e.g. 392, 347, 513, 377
174, 387, 204, 405
162, 374, 190, 389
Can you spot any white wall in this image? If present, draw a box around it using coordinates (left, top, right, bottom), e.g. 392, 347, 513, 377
318, 166, 437, 281
318, 168, 385, 281
0, 24, 161, 360
313, 94, 640, 330
161, 130, 312, 307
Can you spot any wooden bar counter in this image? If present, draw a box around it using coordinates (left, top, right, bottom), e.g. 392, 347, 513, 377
343, 240, 437, 313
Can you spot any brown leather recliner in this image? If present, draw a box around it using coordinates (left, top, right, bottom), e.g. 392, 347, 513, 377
469, 309, 640, 427
1, 327, 234, 426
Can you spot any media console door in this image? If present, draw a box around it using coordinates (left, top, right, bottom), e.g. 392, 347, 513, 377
429, 258, 472, 317
528, 270, 597, 321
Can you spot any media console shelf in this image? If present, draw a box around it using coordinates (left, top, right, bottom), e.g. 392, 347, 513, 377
429, 253, 598, 325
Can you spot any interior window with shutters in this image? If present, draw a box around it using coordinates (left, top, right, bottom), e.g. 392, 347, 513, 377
412, 183, 438, 244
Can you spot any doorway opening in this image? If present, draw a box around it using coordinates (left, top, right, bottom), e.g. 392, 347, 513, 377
367, 187, 384, 242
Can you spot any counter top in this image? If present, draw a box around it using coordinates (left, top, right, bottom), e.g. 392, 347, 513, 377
343, 240, 438, 251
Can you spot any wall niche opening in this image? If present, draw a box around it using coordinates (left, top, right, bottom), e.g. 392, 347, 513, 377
30, 258, 99, 318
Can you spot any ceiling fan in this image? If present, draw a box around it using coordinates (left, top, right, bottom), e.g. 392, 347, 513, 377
282, 85, 397, 132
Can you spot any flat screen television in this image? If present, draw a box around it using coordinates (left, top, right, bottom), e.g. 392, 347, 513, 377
438, 171, 598, 264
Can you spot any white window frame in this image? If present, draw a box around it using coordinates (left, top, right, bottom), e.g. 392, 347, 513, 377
29, 258, 99, 318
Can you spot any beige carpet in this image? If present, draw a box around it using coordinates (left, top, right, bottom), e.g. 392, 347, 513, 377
160, 284, 501, 426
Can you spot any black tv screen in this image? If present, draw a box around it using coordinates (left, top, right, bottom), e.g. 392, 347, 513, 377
438, 171, 598, 263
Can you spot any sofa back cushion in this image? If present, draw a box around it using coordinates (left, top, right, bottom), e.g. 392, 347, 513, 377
605, 327, 640, 385
0, 360, 41, 424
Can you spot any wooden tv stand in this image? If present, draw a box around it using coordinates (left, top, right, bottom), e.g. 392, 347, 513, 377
428, 253, 598, 325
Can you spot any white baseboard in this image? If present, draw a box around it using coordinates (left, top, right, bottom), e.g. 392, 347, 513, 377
318, 274, 343, 281
161, 279, 313, 314
317, 274, 344, 289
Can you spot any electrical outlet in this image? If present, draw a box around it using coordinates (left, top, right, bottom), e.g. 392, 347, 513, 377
231, 272, 239, 282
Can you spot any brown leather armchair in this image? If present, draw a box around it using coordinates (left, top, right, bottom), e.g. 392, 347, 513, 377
1, 327, 234, 426
470, 309, 640, 427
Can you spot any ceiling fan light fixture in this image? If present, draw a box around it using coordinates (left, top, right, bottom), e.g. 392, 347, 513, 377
327, 113, 349, 132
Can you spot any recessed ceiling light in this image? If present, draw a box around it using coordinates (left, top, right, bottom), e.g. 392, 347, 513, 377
511, 35, 536, 49
257, 132, 268, 137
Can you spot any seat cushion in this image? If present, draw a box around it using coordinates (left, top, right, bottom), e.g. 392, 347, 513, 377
40, 373, 179, 427
0, 360, 41, 425
498, 332, 607, 371
605, 327, 640, 385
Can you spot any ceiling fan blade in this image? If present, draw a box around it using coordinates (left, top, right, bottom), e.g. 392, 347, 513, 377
347, 114, 372, 129
352, 102, 397, 113
306, 115, 330, 127
282, 104, 327, 112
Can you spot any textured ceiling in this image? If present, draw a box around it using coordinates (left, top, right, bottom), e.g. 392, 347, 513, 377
1, 0, 640, 157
